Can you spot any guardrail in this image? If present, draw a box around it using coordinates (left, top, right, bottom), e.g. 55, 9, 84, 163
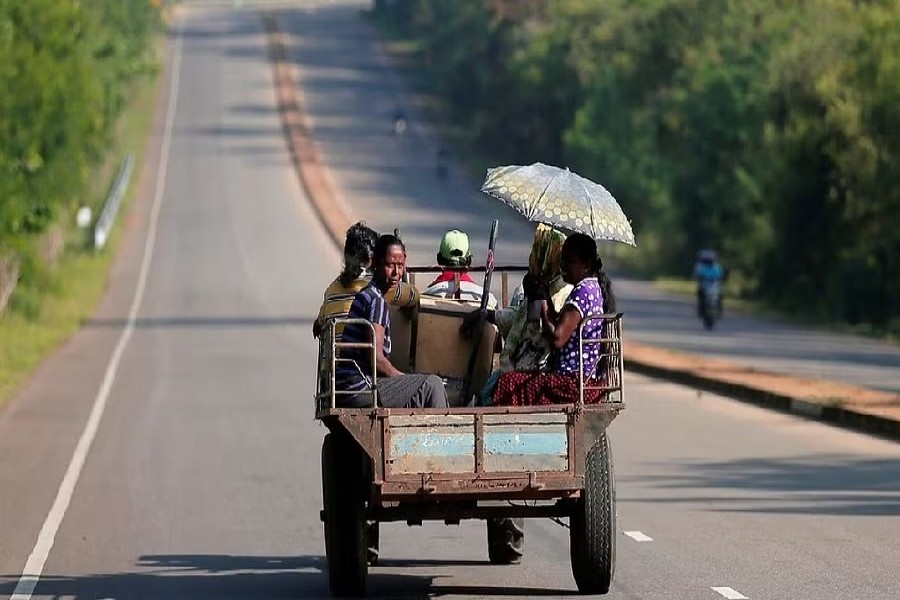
94, 154, 135, 250
0, 251, 19, 316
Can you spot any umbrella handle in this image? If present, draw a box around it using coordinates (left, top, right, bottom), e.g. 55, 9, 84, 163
462, 219, 499, 404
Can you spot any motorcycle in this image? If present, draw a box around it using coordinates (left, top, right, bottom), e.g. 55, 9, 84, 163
698, 279, 722, 330
392, 113, 408, 136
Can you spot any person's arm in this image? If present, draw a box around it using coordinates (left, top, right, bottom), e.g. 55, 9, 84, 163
313, 302, 327, 338
493, 306, 516, 338
387, 281, 420, 309
365, 292, 404, 377
541, 302, 582, 350
371, 323, 404, 377
460, 307, 495, 339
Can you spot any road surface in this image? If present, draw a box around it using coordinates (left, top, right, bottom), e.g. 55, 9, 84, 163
0, 3, 898, 600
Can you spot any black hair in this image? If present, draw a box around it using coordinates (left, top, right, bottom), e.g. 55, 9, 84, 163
436, 252, 472, 268
340, 222, 378, 287
564, 233, 617, 313
373, 233, 406, 265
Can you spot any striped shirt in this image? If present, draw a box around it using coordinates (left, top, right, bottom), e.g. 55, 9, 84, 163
422, 279, 498, 308
315, 270, 418, 337
335, 284, 391, 400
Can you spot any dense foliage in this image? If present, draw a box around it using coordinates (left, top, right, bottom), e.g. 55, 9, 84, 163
0, 0, 160, 302
378, 0, 899, 327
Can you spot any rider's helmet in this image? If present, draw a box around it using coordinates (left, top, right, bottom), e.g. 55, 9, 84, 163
697, 249, 718, 264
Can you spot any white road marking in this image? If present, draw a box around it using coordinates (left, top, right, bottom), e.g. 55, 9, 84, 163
711, 587, 749, 599
10, 27, 185, 600
624, 530, 653, 542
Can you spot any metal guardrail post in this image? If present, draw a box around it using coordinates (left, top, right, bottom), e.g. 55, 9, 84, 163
94, 154, 135, 250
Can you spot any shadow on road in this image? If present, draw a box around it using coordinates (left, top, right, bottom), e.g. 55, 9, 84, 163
0, 553, 578, 598
624, 454, 900, 516
83, 315, 314, 329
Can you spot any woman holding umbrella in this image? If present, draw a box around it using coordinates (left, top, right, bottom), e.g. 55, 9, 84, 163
491, 233, 616, 406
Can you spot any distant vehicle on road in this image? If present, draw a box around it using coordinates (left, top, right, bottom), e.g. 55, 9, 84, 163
392, 109, 407, 136
693, 249, 724, 330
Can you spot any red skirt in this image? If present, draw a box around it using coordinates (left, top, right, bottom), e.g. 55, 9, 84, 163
492, 371, 605, 406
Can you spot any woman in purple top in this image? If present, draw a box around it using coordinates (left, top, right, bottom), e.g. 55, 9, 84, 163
492, 233, 616, 406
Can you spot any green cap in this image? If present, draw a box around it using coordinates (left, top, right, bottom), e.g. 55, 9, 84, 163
438, 229, 471, 266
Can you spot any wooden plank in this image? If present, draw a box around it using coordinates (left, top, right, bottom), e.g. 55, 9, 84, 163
483, 423, 569, 472
389, 431, 476, 474
389, 414, 474, 428
484, 413, 568, 425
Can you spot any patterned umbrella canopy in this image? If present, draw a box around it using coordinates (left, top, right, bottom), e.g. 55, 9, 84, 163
481, 162, 635, 246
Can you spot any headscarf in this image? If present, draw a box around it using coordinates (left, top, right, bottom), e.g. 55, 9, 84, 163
528, 224, 567, 284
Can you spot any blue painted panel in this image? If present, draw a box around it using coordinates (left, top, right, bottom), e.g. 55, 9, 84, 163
484, 432, 567, 456
391, 433, 475, 457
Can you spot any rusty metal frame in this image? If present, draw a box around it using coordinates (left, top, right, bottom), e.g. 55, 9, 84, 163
578, 313, 625, 405
314, 318, 379, 411
371, 500, 576, 523
318, 403, 621, 503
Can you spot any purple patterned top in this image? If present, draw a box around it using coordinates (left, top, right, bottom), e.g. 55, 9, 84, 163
555, 277, 605, 378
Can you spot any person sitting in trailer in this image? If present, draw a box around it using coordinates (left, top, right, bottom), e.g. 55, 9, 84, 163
422, 229, 498, 308
460, 224, 571, 404
491, 233, 617, 406
335, 234, 448, 409
313, 221, 419, 339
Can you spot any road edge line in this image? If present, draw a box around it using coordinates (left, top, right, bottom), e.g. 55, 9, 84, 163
9, 25, 184, 600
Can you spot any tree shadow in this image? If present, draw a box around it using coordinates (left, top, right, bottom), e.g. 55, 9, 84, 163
0, 553, 578, 598
83, 315, 314, 330
623, 454, 900, 516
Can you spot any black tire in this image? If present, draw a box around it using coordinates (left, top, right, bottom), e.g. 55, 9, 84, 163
486, 517, 525, 564
322, 434, 368, 597
366, 521, 380, 566
570, 433, 616, 595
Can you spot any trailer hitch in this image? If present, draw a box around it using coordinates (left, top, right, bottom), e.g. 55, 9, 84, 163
527, 472, 545, 490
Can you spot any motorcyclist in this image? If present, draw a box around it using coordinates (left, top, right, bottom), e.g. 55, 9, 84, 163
392, 109, 407, 136
692, 249, 724, 318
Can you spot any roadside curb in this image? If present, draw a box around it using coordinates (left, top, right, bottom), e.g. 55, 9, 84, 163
263, 12, 900, 443
262, 12, 351, 251
625, 344, 900, 442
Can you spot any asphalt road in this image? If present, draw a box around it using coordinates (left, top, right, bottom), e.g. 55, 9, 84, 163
0, 3, 898, 600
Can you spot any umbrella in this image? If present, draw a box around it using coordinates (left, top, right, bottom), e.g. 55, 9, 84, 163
480, 162, 636, 246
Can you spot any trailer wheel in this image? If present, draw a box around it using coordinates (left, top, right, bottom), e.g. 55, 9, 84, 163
322, 433, 368, 597
486, 517, 525, 564
569, 432, 616, 595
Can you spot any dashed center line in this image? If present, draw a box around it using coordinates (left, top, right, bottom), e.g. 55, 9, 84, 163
624, 530, 653, 542
712, 587, 749, 599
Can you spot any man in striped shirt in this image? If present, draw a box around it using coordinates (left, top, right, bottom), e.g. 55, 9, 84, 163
335, 234, 447, 409
313, 222, 418, 339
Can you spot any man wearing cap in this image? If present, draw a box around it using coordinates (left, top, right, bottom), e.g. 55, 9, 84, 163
423, 229, 498, 308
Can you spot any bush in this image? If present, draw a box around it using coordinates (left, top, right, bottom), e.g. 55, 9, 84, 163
0, 0, 161, 316
377, 0, 899, 327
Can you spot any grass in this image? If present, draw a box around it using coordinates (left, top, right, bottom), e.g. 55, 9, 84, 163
654, 277, 775, 316
654, 276, 900, 343
0, 50, 162, 407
